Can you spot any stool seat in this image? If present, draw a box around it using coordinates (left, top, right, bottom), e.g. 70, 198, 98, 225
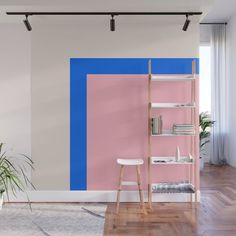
116, 158, 146, 214
117, 158, 144, 166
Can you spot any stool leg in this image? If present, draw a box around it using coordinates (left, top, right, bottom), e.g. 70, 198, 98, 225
116, 165, 124, 214
136, 165, 146, 214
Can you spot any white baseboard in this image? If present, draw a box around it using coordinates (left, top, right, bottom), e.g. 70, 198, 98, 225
6, 190, 201, 203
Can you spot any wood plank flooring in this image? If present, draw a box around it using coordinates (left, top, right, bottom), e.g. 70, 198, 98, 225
104, 164, 236, 236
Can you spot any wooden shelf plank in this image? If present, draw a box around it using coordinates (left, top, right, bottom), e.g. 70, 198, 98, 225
151, 156, 194, 165
151, 74, 195, 81
151, 103, 195, 109
152, 130, 195, 136
121, 181, 137, 186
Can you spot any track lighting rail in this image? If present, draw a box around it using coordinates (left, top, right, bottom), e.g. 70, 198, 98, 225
6, 12, 202, 16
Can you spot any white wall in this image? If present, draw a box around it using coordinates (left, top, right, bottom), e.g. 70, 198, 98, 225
227, 13, 236, 167
0, 23, 31, 158
31, 16, 200, 190
0, 14, 202, 202
200, 24, 211, 44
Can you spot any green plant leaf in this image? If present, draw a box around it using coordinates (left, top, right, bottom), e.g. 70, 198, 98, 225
0, 142, 34, 207
199, 112, 215, 149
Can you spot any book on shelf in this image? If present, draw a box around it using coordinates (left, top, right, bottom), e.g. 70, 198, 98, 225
152, 116, 163, 135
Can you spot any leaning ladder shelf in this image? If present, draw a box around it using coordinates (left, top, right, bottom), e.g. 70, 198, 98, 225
147, 60, 198, 209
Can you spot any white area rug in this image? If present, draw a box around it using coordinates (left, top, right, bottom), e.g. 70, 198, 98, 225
0, 203, 106, 236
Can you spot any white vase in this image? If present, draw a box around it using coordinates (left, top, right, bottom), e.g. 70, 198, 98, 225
0, 194, 3, 210
175, 146, 180, 162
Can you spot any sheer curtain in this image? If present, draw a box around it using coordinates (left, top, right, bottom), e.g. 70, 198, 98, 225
210, 24, 228, 165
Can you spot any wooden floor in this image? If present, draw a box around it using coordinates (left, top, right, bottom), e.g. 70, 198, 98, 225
104, 164, 236, 236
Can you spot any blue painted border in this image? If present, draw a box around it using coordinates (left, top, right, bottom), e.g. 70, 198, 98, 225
70, 58, 199, 190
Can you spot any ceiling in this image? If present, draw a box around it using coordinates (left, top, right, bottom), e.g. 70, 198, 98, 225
0, 0, 213, 23
0, 0, 213, 10
1, 0, 235, 24
202, 0, 236, 22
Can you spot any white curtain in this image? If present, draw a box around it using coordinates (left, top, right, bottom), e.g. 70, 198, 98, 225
210, 24, 228, 165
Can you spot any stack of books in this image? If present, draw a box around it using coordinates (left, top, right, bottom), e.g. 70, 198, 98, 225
172, 124, 195, 135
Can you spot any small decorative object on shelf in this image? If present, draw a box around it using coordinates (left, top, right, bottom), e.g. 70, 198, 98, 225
153, 160, 166, 163
188, 154, 193, 162
152, 115, 163, 135
175, 146, 180, 161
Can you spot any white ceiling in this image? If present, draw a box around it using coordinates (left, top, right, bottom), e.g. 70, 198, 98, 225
202, 0, 236, 22
0, 0, 213, 10
0, 0, 214, 23
1, 0, 235, 24
7, 0, 234, 23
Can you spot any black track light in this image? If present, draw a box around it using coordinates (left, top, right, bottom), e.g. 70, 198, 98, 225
23, 15, 32, 31
110, 15, 115, 31
182, 14, 190, 31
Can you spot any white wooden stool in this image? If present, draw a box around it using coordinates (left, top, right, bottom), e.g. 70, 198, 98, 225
116, 158, 146, 214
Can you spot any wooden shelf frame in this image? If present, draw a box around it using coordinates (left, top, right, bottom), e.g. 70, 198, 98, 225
147, 60, 198, 208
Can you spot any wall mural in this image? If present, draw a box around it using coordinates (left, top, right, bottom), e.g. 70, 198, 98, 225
70, 58, 199, 191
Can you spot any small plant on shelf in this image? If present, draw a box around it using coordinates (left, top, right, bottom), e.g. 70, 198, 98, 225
0, 143, 35, 208
199, 112, 215, 168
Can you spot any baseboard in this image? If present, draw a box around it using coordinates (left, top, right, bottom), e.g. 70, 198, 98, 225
6, 190, 201, 203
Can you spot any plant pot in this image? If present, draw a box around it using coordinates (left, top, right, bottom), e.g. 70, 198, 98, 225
0, 194, 3, 210
200, 158, 205, 171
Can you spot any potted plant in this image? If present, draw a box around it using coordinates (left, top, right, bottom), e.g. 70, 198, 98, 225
0, 143, 34, 209
199, 112, 215, 170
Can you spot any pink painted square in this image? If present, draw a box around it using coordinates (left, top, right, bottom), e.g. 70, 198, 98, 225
87, 75, 199, 190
